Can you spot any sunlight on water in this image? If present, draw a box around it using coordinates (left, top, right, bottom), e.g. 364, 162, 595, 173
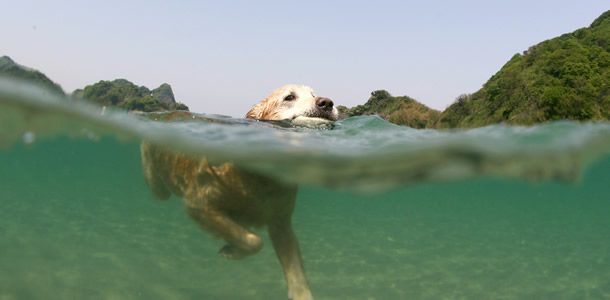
1, 79, 610, 299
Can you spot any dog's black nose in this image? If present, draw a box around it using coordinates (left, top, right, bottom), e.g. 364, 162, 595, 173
316, 97, 334, 111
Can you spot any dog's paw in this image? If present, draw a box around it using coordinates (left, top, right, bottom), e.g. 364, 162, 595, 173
219, 244, 250, 260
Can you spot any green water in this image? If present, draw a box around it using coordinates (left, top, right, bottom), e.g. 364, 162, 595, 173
1, 137, 609, 300
1, 79, 610, 299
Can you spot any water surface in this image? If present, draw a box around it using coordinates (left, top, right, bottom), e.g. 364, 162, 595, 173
1, 79, 609, 299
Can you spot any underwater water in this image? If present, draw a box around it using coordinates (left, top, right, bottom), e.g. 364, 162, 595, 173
1, 79, 610, 299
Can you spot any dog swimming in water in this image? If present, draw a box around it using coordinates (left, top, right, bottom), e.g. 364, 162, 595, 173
140, 85, 338, 300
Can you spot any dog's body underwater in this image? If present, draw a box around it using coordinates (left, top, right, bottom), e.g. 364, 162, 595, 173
140, 85, 337, 300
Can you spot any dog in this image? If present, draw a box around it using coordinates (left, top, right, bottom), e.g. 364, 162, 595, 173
140, 85, 338, 300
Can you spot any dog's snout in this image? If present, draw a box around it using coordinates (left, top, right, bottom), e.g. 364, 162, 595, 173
316, 97, 334, 111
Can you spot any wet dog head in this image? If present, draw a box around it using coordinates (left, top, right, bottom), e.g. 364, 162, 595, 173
246, 85, 338, 121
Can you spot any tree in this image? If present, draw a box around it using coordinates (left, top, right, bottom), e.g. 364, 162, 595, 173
438, 10, 610, 128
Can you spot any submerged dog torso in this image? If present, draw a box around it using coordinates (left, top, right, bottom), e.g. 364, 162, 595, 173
141, 142, 297, 229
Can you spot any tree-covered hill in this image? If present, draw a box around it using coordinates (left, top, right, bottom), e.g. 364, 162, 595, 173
73, 79, 189, 112
437, 10, 610, 128
338, 90, 441, 129
0, 56, 188, 112
0, 55, 65, 95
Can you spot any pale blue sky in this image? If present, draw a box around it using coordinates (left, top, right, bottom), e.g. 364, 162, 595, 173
2, 1, 608, 117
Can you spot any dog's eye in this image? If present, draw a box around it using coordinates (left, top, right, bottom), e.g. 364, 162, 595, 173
284, 94, 296, 101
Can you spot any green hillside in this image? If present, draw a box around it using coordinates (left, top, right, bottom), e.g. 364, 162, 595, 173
338, 90, 441, 129
0, 56, 65, 95
73, 79, 189, 112
437, 10, 610, 128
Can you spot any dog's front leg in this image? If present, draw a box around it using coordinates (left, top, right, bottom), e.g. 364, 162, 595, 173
184, 205, 263, 259
268, 220, 313, 300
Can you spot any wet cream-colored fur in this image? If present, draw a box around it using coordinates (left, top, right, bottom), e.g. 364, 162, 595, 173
247, 85, 338, 121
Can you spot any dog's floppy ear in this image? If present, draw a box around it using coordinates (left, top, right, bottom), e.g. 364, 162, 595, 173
246, 102, 263, 119
245, 96, 281, 120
